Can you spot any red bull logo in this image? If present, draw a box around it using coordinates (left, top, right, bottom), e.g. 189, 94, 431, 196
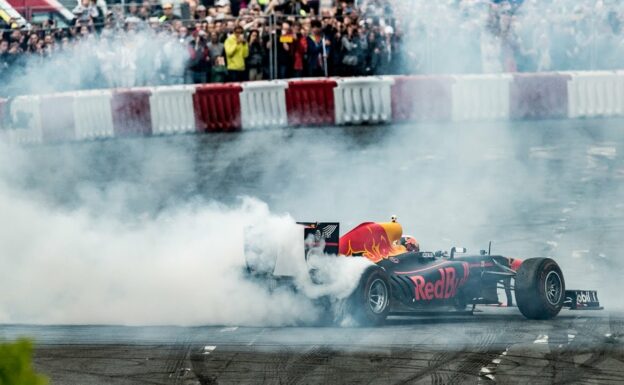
409, 263, 470, 301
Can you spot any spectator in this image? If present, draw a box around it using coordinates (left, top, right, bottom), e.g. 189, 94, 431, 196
127, 2, 141, 18
178, 26, 192, 44
292, 22, 307, 77
0, 40, 9, 59
224, 25, 248, 81
535, 33, 552, 72
277, 21, 294, 78
246, 29, 264, 80
275, 0, 309, 16
138, 5, 152, 20
43, 35, 55, 56
187, 30, 211, 83
214, 0, 231, 19
364, 30, 385, 75
160, 3, 181, 23
0, 40, 9, 81
207, 31, 227, 82
26, 33, 39, 54
306, 19, 329, 76
73, 0, 100, 24
341, 24, 360, 76
207, 30, 224, 58
149, 0, 164, 16
196, 5, 208, 20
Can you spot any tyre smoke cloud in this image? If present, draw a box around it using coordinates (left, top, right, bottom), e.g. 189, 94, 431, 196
3, 30, 188, 97
1, 119, 622, 326
0, 141, 371, 325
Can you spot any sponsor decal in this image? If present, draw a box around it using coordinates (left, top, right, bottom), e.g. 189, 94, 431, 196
321, 224, 338, 238
389, 256, 399, 264
409, 262, 470, 301
469, 262, 494, 268
575, 290, 599, 305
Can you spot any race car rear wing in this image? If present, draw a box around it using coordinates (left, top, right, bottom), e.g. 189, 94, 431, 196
564, 290, 603, 310
245, 222, 339, 277
297, 222, 340, 258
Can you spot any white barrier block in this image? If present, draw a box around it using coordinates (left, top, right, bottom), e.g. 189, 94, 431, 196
452, 74, 512, 121
73, 90, 115, 140
567, 71, 624, 118
7, 95, 43, 145
240, 81, 288, 130
150, 85, 197, 134
333, 77, 394, 125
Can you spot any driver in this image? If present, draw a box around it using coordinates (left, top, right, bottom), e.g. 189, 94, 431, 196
400, 235, 420, 252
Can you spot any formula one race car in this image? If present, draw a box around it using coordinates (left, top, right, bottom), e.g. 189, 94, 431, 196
245, 218, 602, 325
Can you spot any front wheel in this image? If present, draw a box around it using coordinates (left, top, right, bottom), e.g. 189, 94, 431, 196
346, 266, 391, 326
515, 258, 565, 320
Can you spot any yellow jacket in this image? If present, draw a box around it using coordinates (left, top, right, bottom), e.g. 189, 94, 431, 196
224, 34, 249, 71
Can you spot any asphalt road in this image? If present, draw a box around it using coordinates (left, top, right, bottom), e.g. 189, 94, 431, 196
0, 308, 621, 384
3, 118, 624, 384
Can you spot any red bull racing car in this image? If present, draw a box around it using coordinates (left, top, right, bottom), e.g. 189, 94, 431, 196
245, 218, 602, 325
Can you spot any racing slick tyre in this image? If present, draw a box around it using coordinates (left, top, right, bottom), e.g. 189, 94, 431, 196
515, 258, 565, 320
346, 265, 391, 326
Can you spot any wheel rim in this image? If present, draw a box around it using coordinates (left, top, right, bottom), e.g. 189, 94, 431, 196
545, 271, 562, 306
368, 279, 388, 314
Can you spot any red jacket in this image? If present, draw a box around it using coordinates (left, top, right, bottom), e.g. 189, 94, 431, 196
293, 34, 308, 71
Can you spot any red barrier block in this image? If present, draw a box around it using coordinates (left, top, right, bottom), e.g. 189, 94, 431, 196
391, 76, 454, 122
40, 94, 75, 142
286, 79, 337, 126
111, 89, 153, 136
510, 73, 571, 119
193, 83, 242, 132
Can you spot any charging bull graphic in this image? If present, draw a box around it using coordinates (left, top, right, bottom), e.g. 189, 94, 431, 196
339, 222, 404, 263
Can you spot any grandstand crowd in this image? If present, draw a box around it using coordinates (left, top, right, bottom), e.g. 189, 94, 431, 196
1, 0, 624, 92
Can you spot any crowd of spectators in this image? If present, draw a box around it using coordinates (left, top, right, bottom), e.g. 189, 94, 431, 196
1, 0, 624, 94
398, 1, 624, 74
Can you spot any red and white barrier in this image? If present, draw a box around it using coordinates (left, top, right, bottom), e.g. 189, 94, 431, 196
392, 76, 454, 122
334, 77, 394, 125
194, 83, 242, 132
40, 94, 76, 142
73, 90, 115, 140
111, 89, 153, 136
567, 71, 624, 118
452, 74, 512, 121
150, 85, 197, 135
6, 95, 43, 145
240, 80, 288, 130
3, 70, 624, 145
285, 79, 336, 126
510, 73, 571, 120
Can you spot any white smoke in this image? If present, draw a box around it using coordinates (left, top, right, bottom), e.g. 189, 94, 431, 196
5, 29, 188, 97
0, 141, 370, 326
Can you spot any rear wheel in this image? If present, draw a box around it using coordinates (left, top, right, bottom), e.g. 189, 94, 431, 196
346, 266, 391, 326
515, 258, 565, 319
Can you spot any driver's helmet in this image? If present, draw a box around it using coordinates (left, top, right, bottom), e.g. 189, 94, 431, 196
400, 235, 420, 252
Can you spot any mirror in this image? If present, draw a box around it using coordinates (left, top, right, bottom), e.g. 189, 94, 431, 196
450, 246, 467, 259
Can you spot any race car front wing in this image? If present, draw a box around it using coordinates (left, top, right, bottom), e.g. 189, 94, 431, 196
564, 290, 603, 310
